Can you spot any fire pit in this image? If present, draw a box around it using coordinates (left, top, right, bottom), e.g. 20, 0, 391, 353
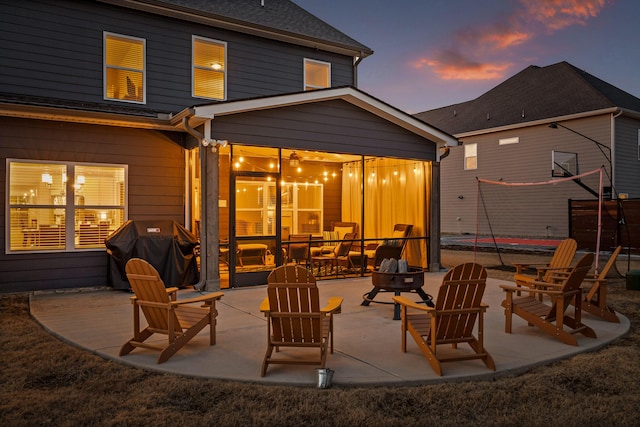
361, 267, 433, 320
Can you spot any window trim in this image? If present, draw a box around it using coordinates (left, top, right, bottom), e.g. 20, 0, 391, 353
304, 58, 331, 90
192, 35, 227, 101
464, 143, 477, 170
103, 31, 146, 104
6, 159, 128, 254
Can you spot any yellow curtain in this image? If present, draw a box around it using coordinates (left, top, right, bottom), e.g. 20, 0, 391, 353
342, 158, 430, 268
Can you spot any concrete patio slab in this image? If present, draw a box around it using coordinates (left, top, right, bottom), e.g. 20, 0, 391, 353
30, 272, 629, 386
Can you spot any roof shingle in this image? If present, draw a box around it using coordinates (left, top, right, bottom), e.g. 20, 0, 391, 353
138, 0, 373, 55
415, 61, 640, 135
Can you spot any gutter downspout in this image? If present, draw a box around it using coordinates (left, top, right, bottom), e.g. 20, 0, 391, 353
182, 114, 209, 292
353, 53, 364, 88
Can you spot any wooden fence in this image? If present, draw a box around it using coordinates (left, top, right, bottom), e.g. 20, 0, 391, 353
569, 199, 640, 254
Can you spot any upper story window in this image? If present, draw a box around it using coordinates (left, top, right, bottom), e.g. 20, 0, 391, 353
7, 160, 127, 253
464, 143, 477, 170
104, 32, 145, 103
304, 59, 330, 90
193, 36, 226, 100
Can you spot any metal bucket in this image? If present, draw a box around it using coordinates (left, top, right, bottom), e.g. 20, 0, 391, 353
316, 368, 334, 389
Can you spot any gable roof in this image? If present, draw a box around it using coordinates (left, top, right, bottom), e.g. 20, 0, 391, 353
100, 0, 373, 58
189, 86, 458, 148
415, 61, 640, 135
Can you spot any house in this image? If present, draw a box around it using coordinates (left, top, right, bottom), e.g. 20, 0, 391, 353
0, 0, 457, 293
416, 61, 640, 243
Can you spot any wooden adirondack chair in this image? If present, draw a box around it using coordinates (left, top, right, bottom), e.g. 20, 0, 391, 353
265, 265, 340, 352
513, 238, 577, 292
549, 246, 622, 323
267, 264, 315, 284
392, 263, 495, 376
120, 258, 223, 363
500, 252, 596, 346
260, 279, 343, 377
581, 246, 622, 322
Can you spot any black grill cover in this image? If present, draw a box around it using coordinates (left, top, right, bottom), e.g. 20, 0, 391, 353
105, 220, 199, 290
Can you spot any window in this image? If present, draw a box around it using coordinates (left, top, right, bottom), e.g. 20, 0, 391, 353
193, 36, 226, 100
304, 59, 330, 90
464, 143, 477, 170
499, 137, 519, 145
104, 32, 145, 103
637, 129, 639, 160
281, 182, 323, 235
7, 160, 127, 253
235, 180, 323, 237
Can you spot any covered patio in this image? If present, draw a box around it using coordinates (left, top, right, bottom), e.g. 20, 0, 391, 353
184, 87, 457, 290
30, 272, 629, 386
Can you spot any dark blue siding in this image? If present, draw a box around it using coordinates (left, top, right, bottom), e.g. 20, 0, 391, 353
0, 0, 355, 113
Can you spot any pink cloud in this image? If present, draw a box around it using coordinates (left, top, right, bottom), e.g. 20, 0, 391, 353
413, 50, 511, 80
455, 22, 532, 51
519, 0, 609, 31
417, 0, 611, 82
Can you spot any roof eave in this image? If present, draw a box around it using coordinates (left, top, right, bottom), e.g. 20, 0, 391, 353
453, 107, 620, 138
0, 102, 183, 131
98, 0, 373, 59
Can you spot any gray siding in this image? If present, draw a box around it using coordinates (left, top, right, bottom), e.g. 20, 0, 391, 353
0, 117, 186, 293
614, 116, 640, 198
441, 115, 613, 238
211, 100, 438, 160
0, 0, 355, 113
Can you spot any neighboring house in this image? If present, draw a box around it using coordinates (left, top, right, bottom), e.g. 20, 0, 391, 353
1, 0, 456, 293
416, 61, 640, 240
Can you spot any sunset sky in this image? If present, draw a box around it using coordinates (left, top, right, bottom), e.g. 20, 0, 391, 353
294, 0, 639, 114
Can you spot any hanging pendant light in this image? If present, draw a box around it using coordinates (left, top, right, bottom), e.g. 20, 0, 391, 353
289, 151, 300, 167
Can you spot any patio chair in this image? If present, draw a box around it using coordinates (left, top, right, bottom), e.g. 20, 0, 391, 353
392, 262, 495, 376
311, 232, 357, 277
267, 264, 315, 284
282, 234, 311, 267
260, 279, 343, 377
265, 265, 341, 353
120, 258, 223, 363
581, 246, 622, 322
500, 252, 596, 346
548, 246, 621, 323
365, 224, 413, 270
513, 238, 577, 294
310, 221, 358, 257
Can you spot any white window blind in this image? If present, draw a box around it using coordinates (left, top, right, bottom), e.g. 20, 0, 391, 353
464, 143, 477, 170
7, 160, 127, 252
193, 36, 226, 100
104, 32, 145, 103
304, 59, 331, 90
